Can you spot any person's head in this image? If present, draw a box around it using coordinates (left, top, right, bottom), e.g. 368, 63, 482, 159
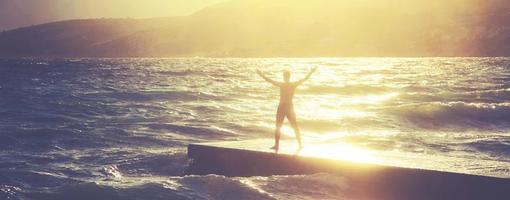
283, 70, 291, 82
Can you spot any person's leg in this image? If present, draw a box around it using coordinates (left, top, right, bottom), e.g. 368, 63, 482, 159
287, 108, 303, 148
272, 106, 285, 150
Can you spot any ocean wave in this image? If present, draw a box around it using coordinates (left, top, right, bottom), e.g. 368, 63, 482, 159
462, 88, 510, 102
0, 169, 79, 190
2, 58, 510, 199
1, 126, 109, 152
401, 85, 442, 94
249, 173, 349, 200
388, 102, 510, 129
99, 165, 123, 179
0, 185, 22, 200
158, 69, 197, 76
24, 182, 121, 200
146, 123, 236, 139
355, 69, 393, 75
301, 85, 392, 95
181, 175, 274, 200
158, 68, 242, 79
297, 119, 390, 133
399, 92, 445, 102
465, 139, 510, 158
24, 181, 199, 200
0, 135, 21, 150
400, 88, 510, 105
2, 128, 74, 151
92, 91, 201, 102
117, 152, 188, 176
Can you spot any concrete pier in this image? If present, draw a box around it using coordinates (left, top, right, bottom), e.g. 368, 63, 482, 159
186, 139, 510, 200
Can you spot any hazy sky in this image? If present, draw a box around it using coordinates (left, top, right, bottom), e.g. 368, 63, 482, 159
0, 0, 226, 31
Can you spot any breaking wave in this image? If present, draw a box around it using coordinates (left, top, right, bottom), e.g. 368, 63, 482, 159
388, 102, 510, 129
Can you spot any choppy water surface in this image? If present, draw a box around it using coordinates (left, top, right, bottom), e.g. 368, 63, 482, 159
0, 58, 509, 199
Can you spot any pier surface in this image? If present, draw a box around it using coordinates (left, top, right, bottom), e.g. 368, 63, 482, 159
187, 139, 510, 200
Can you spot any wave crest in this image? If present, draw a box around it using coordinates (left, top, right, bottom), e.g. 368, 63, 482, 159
389, 102, 510, 129
301, 84, 392, 95
181, 175, 273, 200
251, 173, 349, 200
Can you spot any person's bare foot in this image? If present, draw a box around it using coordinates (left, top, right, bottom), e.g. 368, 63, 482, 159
270, 145, 279, 151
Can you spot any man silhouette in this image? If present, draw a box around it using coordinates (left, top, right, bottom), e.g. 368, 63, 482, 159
256, 67, 317, 151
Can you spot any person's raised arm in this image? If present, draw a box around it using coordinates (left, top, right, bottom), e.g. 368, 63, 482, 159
256, 69, 281, 87
295, 67, 318, 85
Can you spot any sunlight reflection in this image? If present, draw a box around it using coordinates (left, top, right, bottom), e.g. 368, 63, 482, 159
344, 92, 399, 105
300, 107, 373, 120
294, 93, 398, 121
297, 142, 381, 163
297, 101, 374, 120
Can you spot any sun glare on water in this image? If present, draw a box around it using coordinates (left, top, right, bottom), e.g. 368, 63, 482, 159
298, 142, 381, 164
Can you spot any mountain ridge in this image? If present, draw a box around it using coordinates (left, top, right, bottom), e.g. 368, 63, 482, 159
1, 0, 509, 57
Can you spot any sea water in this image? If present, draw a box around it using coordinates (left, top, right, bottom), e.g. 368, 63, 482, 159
0, 58, 509, 199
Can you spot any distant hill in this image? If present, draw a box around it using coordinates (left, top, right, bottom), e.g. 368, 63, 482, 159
1, 0, 510, 57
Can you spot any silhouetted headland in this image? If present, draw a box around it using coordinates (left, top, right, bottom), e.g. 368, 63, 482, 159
1, 0, 510, 57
